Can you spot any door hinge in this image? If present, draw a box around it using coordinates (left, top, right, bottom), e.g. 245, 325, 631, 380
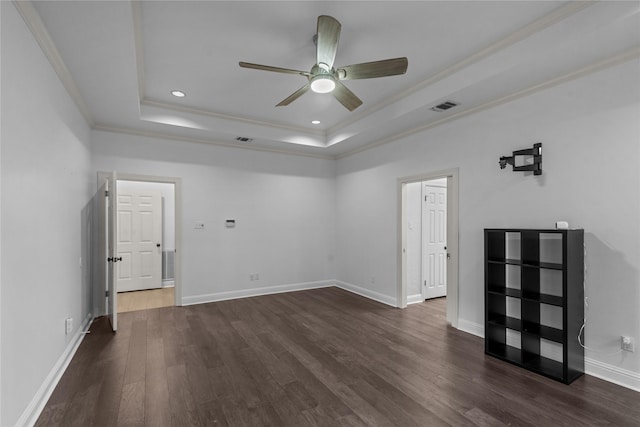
424, 280, 426, 286
105, 190, 109, 197
105, 290, 109, 297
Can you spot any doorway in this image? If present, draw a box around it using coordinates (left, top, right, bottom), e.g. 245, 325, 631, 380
97, 172, 182, 329
398, 168, 459, 328
116, 180, 176, 312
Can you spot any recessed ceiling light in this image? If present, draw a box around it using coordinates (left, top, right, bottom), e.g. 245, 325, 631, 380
311, 120, 321, 125
171, 90, 186, 98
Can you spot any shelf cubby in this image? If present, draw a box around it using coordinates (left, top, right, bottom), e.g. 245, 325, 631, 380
484, 228, 584, 384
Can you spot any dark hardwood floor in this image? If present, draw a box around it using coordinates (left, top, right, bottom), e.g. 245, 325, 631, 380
36, 287, 639, 426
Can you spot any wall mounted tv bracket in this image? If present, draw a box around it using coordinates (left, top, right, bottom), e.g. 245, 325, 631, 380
499, 143, 542, 175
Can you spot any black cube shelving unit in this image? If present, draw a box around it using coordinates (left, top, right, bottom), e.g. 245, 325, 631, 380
484, 228, 584, 384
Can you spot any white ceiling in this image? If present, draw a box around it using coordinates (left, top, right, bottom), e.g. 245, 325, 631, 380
24, 1, 640, 158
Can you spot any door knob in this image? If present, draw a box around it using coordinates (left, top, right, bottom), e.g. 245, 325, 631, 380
156, 243, 161, 248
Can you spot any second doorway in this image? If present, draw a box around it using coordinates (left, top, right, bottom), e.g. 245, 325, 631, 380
407, 178, 447, 302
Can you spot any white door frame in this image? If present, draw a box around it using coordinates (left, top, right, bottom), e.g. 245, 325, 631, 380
398, 168, 459, 328
98, 172, 183, 307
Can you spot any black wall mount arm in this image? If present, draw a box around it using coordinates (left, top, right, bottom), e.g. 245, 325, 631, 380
499, 142, 542, 175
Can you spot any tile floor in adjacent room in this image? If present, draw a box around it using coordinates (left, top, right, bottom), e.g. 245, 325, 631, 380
117, 287, 174, 313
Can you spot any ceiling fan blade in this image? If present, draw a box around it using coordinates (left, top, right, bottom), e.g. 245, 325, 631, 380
337, 57, 408, 80
276, 84, 310, 107
316, 15, 341, 69
239, 62, 311, 77
332, 81, 363, 111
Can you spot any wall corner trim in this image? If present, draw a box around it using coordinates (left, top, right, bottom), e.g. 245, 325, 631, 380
16, 313, 93, 427
407, 294, 424, 305
180, 280, 335, 306
334, 281, 397, 308
457, 319, 485, 338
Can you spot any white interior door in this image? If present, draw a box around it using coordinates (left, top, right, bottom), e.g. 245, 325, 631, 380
116, 189, 162, 292
422, 183, 447, 300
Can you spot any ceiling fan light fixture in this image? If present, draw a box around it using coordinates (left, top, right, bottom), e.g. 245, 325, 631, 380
310, 74, 335, 93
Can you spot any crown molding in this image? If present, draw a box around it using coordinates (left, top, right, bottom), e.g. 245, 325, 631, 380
336, 47, 640, 159
92, 124, 335, 160
131, 1, 145, 102
327, 1, 596, 136
131, 2, 595, 145
141, 98, 325, 137
15, 0, 632, 162
130, 1, 324, 140
12, 0, 95, 126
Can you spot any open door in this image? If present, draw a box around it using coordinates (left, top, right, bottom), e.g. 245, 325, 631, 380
99, 172, 118, 332
422, 182, 447, 300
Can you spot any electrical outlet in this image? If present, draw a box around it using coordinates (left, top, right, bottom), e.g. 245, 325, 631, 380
65, 318, 73, 335
621, 336, 635, 352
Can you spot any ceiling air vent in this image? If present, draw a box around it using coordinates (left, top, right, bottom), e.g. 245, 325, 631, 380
235, 136, 254, 142
431, 101, 458, 112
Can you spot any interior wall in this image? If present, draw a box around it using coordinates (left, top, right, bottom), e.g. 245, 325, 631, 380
91, 131, 337, 304
335, 59, 640, 378
1, 3, 94, 425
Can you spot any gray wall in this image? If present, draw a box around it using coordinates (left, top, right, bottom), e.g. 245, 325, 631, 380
335, 59, 640, 379
1, 4, 94, 425
92, 130, 337, 305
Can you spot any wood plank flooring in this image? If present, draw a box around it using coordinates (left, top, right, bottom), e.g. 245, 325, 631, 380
36, 287, 639, 426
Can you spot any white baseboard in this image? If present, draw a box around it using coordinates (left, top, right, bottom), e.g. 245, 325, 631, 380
407, 294, 424, 305
585, 357, 640, 392
161, 280, 175, 288
453, 320, 639, 393
457, 318, 484, 338
180, 280, 334, 306
17, 312, 93, 427
334, 281, 397, 307
182, 280, 399, 309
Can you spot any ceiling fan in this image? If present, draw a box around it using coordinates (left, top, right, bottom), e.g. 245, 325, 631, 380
239, 15, 408, 111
